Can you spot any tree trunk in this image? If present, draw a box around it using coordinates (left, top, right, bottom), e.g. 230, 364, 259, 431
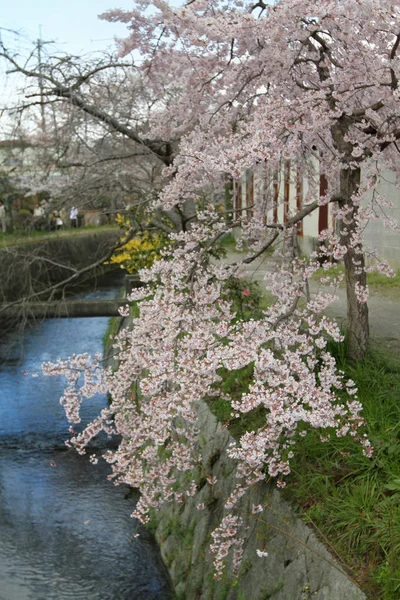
338, 167, 369, 360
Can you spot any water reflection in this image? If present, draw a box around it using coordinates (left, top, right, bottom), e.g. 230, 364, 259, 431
0, 294, 171, 600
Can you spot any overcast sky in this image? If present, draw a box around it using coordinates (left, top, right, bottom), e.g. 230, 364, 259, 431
0, 0, 137, 56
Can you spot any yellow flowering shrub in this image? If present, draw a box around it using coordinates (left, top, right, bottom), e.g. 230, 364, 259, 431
108, 215, 167, 273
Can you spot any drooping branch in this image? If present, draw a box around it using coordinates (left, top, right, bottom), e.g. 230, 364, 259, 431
51, 86, 174, 165
242, 231, 280, 264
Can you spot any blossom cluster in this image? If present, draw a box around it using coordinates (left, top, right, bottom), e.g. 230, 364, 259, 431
44, 212, 371, 577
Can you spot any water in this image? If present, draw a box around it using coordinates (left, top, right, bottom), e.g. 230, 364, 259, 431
0, 292, 172, 600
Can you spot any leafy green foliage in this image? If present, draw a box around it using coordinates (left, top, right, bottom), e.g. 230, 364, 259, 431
208, 363, 267, 439
221, 278, 264, 321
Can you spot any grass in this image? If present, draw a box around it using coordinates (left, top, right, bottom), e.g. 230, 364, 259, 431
281, 343, 400, 599
218, 231, 237, 249
367, 270, 400, 299
102, 316, 122, 354
0, 224, 119, 247
314, 262, 400, 295
367, 271, 400, 288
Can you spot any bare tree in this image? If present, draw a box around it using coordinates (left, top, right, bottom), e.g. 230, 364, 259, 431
0, 42, 197, 323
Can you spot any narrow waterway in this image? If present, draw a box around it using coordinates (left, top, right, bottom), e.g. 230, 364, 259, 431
0, 291, 172, 600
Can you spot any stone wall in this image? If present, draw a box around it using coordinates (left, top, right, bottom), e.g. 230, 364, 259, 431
153, 399, 366, 600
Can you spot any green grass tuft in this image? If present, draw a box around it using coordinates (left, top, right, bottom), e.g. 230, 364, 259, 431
1, 224, 118, 247
283, 342, 400, 598
102, 316, 121, 354
314, 262, 400, 295
218, 231, 237, 249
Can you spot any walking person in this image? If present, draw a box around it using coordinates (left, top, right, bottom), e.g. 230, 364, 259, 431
70, 206, 78, 228
0, 200, 6, 233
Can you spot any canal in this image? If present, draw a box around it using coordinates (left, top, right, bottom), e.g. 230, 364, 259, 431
0, 289, 172, 599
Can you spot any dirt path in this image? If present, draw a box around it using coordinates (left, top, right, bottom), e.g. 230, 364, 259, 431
225, 249, 400, 349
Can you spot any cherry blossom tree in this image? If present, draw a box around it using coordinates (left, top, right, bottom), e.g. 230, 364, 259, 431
97, 0, 400, 360
9, 0, 400, 576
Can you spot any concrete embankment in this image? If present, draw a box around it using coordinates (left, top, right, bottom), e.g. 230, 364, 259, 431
0, 230, 120, 306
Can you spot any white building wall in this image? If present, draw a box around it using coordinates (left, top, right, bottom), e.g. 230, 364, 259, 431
301, 156, 320, 241
362, 170, 400, 268
234, 158, 400, 267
